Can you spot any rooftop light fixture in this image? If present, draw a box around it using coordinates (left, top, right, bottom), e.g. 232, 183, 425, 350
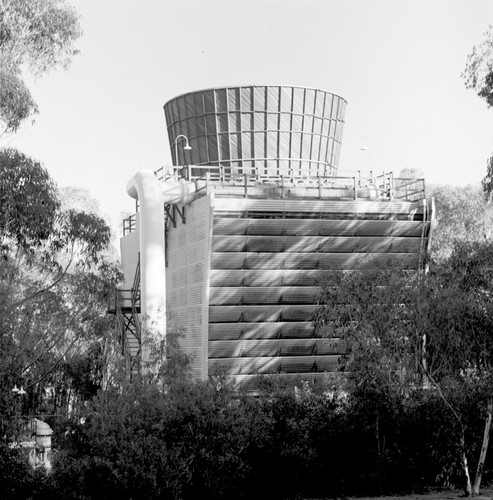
174, 134, 192, 165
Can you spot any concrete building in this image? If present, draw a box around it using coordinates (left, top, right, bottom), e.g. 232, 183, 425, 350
113, 85, 434, 384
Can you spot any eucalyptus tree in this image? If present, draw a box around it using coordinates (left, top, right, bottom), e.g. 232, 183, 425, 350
0, 148, 119, 419
0, 0, 82, 136
428, 184, 493, 262
463, 25, 493, 108
314, 243, 493, 496
462, 25, 493, 201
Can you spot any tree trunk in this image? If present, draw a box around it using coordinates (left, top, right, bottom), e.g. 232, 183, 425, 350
473, 400, 493, 496
460, 430, 473, 496
375, 415, 381, 457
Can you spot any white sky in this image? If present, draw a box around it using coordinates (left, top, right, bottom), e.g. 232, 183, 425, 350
8, 0, 493, 227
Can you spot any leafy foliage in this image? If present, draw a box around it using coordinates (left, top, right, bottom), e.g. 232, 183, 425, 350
463, 25, 493, 107
0, 0, 82, 134
428, 184, 493, 262
26, 376, 489, 500
462, 27, 493, 202
481, 155, 493, 203
0, 148, 59, 251
314, 241, 493, 495
50, 380, 258, 500
0, 149, 120, 423
0, 70, 38, 133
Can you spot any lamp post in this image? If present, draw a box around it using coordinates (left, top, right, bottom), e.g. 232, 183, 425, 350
174, 134, 192, 180
174, 134, 192, 166
361, 135, 369, 171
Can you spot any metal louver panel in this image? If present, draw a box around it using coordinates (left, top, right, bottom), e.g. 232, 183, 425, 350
210, 269, 322, 287
209, 286, 320, 305
210, 252, 418, 270
213, 218, 426, 237
209, 355, 340, 375
214, 197, 424, 216
211, 235, 422, 254
209, 304, 317, 323
208, 322, 317, 340
205, 194, 431, 379
208, 338, 345, 358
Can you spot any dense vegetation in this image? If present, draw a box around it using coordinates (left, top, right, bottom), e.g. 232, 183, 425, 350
2, 371, 492, 499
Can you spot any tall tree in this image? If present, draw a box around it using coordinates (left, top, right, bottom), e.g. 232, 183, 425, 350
314, 243, 493, 496
463, 25, 493, 108
427, 184, 493, 262
463, 26, 493, 200
0, 149, 119, 420
0, 0, 82, 136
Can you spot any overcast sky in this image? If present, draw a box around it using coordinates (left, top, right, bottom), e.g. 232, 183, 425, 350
8, 0, 493, 227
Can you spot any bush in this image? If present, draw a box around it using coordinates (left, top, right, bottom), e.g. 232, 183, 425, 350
37, 379, 493, 499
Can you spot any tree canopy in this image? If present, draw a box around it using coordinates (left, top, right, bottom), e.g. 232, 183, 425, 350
462, 26, 493, 200
314, 241, 493, 496
0, 148, 59, 251
0, 0, 82, 135
0, 148, 120, 427
463, 25, 493, 108
428, 183, 493, 262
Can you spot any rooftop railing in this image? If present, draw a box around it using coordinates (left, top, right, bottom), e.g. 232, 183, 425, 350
121, 166, 426, 235
155, 165, 426, 202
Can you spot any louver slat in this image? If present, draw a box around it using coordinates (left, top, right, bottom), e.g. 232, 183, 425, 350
209, 355, 340, 375
208, 322, 316, 340
213, 218, 426, 237
209, 305, 317, 323
208, 339, 346, 358
212, 235, 422, 253
209, 286, 320, 305
211, 252, 418, 270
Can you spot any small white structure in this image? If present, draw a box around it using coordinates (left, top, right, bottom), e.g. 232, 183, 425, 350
15, 418, 53, 470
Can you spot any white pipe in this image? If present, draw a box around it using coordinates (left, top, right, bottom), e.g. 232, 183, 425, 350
160, 177, 196, 205
126, 170, 197, 369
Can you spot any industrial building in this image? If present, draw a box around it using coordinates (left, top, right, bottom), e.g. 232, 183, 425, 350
112, 85, 434, 383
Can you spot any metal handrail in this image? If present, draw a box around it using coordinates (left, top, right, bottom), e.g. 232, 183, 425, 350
153, 165, 425, 199
131, 255, 141, 338
123, 214, 137, 236
118, 167, 427, 236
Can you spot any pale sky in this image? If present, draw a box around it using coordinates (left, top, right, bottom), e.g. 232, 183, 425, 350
8, 0, 493, 228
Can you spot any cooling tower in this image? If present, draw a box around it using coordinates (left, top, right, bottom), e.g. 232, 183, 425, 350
115, 85, 434, 384
164, 85, 346, 177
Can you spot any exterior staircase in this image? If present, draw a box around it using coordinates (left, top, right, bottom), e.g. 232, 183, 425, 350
108, 258, 141, 381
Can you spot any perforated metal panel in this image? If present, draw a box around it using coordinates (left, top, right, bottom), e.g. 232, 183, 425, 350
165, 195, 214, 379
